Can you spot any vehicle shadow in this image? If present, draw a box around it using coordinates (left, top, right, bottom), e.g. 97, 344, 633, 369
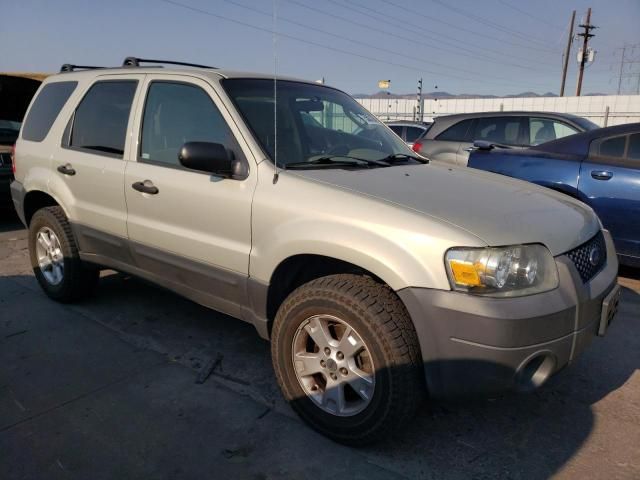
0, 208, 22, 233
2, 263, 638, 478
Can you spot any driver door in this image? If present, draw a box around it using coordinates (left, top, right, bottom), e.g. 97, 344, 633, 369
124, 75, 257, 317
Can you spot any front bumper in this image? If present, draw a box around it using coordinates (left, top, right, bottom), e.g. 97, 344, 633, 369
398, 230, 619, 398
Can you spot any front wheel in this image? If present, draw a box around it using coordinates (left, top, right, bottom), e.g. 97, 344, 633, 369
271, 274, 424, 445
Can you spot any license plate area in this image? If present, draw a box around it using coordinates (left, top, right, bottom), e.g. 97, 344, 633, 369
598, 285, 621, 336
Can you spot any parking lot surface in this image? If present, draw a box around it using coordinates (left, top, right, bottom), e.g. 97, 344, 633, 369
1, 213, 639, 479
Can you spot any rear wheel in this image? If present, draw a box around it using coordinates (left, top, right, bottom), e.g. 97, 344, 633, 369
29, 206, 99, 302
271, 274, 424, 445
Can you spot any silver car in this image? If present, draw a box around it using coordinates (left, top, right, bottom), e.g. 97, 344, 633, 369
414, 111, 598, 165
11, 58, 620, 445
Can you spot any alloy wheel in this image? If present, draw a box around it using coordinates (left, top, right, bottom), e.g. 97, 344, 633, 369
35, 227, 64, 285
291, 314, 375, 417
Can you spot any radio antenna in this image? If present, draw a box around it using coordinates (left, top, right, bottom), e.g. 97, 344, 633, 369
272, 0, 279, 183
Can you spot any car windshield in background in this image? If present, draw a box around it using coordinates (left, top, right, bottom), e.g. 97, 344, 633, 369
223, 79, 416, 168
0, 120, 21, 145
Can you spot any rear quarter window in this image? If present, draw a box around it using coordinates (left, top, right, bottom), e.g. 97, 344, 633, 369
21, 81, 77, 142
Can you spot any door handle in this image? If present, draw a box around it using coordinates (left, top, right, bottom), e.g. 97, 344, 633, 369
591, 170, 613, 181
57, 163, 76, 176
132, 180, 159, 195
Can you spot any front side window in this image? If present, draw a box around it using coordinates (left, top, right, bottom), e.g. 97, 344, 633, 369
529, 118, 578, 145
223, 79, 413, 167
22, 81, 77, 142
436, 119, 473, 142
70, 81, 137, 157
472, 117, 523, 145
140, 82, 238, 167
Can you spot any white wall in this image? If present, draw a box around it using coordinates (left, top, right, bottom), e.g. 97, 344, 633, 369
356, 95, 640, 127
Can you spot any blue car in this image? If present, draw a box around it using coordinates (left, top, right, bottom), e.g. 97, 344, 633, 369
468, 123, 640, 267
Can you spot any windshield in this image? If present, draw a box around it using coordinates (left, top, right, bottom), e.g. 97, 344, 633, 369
223, 79, 415, 167
0, 120, 21, 146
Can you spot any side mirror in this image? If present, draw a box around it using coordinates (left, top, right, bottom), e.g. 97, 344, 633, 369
178, 142, 242, 178
473, 140, 495, 150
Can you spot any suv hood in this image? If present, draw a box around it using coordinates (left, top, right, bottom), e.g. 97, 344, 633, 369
291, 163, 599, 256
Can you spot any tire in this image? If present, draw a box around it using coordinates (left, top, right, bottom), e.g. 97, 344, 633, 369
28, 206, 99, 302
271, 274, 424, 445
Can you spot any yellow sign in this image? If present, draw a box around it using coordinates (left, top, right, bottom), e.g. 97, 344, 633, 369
378, 80, 391, 89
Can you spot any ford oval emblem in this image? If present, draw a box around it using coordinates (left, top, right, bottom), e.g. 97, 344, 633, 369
588, 246, 601, 266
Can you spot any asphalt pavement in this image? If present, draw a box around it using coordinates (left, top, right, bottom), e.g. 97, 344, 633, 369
1, 212, 639, 480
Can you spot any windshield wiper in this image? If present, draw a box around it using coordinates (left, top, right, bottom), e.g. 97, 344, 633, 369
284, 155, 391, 169
379, 153, 428, 164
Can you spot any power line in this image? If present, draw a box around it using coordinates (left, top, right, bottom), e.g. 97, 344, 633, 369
333, 0, 555, 64
157, 0, 553, 89
496, 0, 565, 30
371, 0, 560, 57
289, 0, 552, 71
430, 0, 558, 52
220, 0, 540, 81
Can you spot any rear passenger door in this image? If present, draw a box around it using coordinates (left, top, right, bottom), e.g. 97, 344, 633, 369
578, 133, 640, 260
57, 74, 144, 256
124, 75, 256, 317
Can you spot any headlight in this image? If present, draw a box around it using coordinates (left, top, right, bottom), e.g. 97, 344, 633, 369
445, 244, 558, 297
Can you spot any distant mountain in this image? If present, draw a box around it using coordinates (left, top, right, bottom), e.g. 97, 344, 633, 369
353, 91, 606, 99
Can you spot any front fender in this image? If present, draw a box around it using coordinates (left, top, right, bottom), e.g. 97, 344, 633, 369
250, 164, 485, 291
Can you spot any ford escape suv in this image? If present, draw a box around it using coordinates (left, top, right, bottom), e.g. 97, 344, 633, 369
11, 58, 620, 445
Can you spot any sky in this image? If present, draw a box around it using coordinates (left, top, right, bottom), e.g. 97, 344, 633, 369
1, 0, 639, 96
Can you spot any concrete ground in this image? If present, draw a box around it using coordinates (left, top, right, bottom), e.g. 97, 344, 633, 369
1, 212, 639, 480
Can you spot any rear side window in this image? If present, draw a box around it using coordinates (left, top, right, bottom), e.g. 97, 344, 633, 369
598, 136, 626, 157
388, 125, 404, 137
405, 126, 425, 143
22, 81, 77, 142
69, 81, 137, 158
436, 119, 473, 142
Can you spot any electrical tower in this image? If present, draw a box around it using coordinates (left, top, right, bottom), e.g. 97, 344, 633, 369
615, 44, 640, 95
575, 8, 597, 96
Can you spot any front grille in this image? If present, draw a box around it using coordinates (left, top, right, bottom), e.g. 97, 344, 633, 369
566, 231, 607, 283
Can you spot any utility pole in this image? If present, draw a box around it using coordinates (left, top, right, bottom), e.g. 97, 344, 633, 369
416, 78, 423, 122
560, 10, 576, 96
575, 8, 596, 96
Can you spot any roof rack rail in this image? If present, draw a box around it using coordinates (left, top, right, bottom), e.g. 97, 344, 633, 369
60, 64, 105, 73
122, 56, 217, 69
